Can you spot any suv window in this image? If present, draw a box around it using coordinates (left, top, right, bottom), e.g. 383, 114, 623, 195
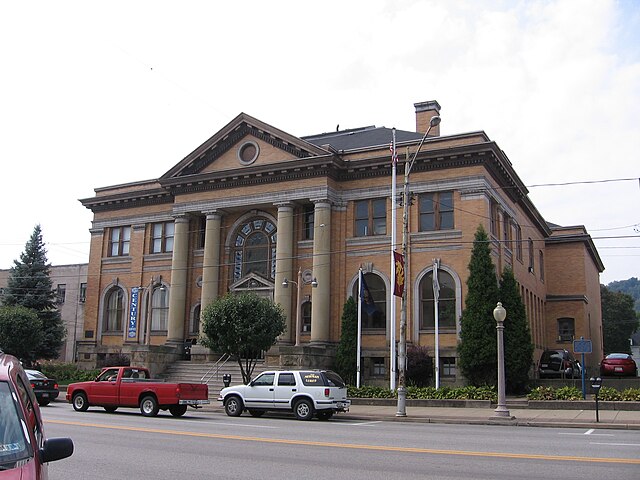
324, 371, 346, 387
252, 373, 275, 386
277, 373, 296, 386
300, 372, 325, 386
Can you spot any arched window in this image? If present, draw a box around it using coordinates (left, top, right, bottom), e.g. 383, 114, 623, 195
190, 304, 201, 336
104, 287, 125, 332
420, 270, 456, 330
301, 300, 312, 333
150, 286, 169, 331
232, 218, 277, 283
352, 273, 386, 330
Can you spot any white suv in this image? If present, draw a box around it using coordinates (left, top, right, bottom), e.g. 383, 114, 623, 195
218, 370, 350, 420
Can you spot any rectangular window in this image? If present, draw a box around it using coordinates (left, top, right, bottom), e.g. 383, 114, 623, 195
372, 357, 386, 376
196, 215, 206, 249
539, 250, 545, 281
503, 214, 512, 250
515, 224, 523, 261
303, 205, 314, 240
56, 284, 66, 304
109, 226, 131, 257
355, 199, 386, 236
528, 238, 534, 272
79, 283, 87, 303
442, 357, 456, 377
557, 318, 575, 342
419, 192, 454, 231
489, 200, 500, 237
151, 221, 175, 254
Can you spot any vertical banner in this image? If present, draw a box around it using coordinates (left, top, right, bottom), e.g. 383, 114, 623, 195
393, 251, 405, 297
128, 287, 140, 339
356, 269, 363, 388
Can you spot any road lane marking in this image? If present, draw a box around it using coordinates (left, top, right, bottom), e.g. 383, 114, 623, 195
585, 429, 595, 435
48, 419, 640, 465
590, 442, 640, 447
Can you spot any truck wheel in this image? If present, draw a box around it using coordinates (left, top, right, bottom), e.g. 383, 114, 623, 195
38, 399, 51, 407
317, 410, 333, 421
224, 396, 243, 417
140, 395, 159, 417
248, 409, 265, 417
294, 399, 314, 421
72, 392, 89, 412
169, 405, 188, 417
104, 406, 118, 413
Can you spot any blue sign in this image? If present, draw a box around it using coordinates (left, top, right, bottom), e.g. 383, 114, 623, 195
573, 338, 592, 354
128, 287, 140, 339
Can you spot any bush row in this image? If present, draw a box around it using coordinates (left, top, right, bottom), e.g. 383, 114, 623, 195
347, 385, 497, 402
527, 385, 640, 401
40, 363, 101, 384
349, 384, 640, 402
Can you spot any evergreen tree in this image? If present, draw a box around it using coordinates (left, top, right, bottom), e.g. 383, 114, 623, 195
334, 297, 358, 385
601, 284, 638, 353
499, 267, 534, 393
2, 225, 65, 361
458, 225, 499, 386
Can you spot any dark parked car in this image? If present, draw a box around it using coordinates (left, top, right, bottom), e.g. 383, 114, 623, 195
0, 352, 74, 479
600, 353, 638, 377
538, 349, 581, 379
25, 369, 60, 406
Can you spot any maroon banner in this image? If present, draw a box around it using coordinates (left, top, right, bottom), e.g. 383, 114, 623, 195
393, 251, 404, 297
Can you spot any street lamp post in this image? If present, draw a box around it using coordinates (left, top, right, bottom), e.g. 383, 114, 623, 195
397, 115, 441, 417
282, 269, 317, 346
493, 302, 511, 418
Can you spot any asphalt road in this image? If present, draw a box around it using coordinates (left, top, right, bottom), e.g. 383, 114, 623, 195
42, 402, 640, 480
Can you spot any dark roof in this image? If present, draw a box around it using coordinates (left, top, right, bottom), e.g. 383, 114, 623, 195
302, 126, 424, 151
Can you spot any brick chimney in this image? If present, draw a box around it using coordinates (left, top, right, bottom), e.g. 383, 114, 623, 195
414, 100, 441, 136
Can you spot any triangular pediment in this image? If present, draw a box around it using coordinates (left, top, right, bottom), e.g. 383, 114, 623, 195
229, 272, 274, 292
161, 113, 329, 180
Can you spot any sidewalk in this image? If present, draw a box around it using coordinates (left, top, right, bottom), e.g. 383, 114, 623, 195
345, 400, 640, 430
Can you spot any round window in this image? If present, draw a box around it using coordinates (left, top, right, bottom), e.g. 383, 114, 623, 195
237, 141, 259, 165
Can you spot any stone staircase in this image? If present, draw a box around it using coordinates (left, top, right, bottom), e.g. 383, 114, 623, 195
161, 359, 271, 399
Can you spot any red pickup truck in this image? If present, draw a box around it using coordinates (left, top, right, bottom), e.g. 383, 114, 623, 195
66, 366, 209, 417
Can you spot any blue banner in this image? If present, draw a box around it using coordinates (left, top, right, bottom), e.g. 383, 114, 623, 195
128, 287, 140, 339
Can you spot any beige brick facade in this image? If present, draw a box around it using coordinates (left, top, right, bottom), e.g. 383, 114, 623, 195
76, 102, 605, 381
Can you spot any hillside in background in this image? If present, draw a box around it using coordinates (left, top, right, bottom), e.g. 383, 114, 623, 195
607, 277, 640, 313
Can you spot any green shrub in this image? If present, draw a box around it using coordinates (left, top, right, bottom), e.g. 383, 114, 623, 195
620, 388, 640, 401
597, 386, 622, 401
527, 386, 556, 400
40, 363, 101, 384
554, 386, 582, 400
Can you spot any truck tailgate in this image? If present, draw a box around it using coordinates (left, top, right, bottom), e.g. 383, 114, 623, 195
177, 383, 208, 399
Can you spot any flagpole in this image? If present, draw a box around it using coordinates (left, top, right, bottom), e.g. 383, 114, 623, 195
357, 268, 362, 388
390, 129, 397, 391
433, 258, 440, 389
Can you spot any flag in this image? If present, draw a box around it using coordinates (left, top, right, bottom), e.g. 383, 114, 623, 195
432, 259, 440, 302
360, 271, 378, 315
393, 251, 404, 297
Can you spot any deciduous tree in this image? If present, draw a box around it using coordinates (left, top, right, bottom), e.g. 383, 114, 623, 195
200, 293, 286, 384
0, 306, 43, 365
601, 285, 638, 354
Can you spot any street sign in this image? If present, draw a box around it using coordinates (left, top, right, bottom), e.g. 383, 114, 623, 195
573, 338, 592, 354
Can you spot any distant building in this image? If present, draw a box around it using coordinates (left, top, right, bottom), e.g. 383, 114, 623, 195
77, 100, 605, 382
0, 264, 87, 363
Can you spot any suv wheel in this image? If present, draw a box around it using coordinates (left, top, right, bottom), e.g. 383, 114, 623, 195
224, 395, 243, 417
294, 399, 314, 421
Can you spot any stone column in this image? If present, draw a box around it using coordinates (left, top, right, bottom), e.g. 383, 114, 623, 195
273, 203, 294, 343
167, 215, 190, 345
310, 200, 331, 343
200, 211, 222, 334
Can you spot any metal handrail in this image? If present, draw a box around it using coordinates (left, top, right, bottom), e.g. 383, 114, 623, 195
200, 354, 231, 384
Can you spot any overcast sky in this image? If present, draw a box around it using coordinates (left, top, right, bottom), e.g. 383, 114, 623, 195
1, 0, 638, 285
